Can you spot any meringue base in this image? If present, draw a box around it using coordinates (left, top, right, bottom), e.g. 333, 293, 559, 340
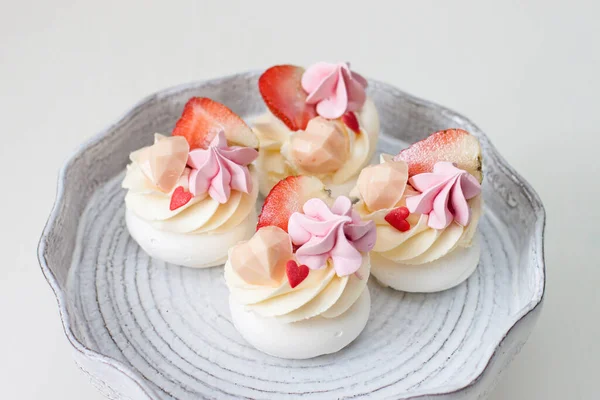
125, 209, 257, 268
371, 235, 481, 293
229, 289, 371, 359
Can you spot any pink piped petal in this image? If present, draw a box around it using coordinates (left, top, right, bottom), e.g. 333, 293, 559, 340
296, 252, 330, 270
331, 196, 353, 217
187, 148, 212, 170
330, 227, 363, 276
222, 158, 252, 193
406, 180, 445, 214
429, 175, 456, 229
289, 212, 337, 239
408, 172, 448, 192
451, 178, 471, 226
461, 173, 482, 199
305, 68, 339, 105
301, 62, 336, 93
346, 82, 367, 112
188, 169, 203, 196
315, 76, 348, 119
296, 227, 337, 256
341, 67, 367, 112
350, 210, 363, 225
209, 130, 229, 148
208, 156, 231, 203
334, 69, 349, 116
288, 213, 313, 245
351, 70, 369, 88
344, 220, 377, 252
188, 151, 218, 196
219, 147, 258, 165
302, 198, 337, 220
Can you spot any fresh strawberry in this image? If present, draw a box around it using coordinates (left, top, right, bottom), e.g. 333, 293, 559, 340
258, 65, 317, 131
393, 129, 482, 182
286, 260, 309, 288
172, 97, 258, 150
170, 186, 192, 211
385, 207, 411, 232
257, 175, 327, 232
342, 111, 360, 133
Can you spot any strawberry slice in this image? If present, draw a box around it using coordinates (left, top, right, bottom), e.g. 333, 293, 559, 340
257, 175, 328, 232
258, 65, 317, 131
172, 97, 258, 150
393, 129, 482, 182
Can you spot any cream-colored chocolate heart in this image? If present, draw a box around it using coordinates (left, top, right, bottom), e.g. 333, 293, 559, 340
132, 134, 189, 193
356, 156, 409, 211
290, 117, 349, 174
230, 226, 292, 286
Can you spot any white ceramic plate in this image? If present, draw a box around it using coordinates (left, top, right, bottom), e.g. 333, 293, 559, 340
38, 72, 546, 399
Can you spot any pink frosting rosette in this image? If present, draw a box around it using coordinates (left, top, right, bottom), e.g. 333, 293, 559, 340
406, 162, 481, 230
288, 196, 376, 276
301, 62, 368, 119
187, 131, 258, 203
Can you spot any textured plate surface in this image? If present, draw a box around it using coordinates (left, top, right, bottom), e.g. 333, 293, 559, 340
38, 72, 545, 400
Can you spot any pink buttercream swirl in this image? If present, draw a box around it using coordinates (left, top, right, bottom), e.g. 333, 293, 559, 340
301, 62, 368, 119
406, 162, 482, 230
187, 131, 258, 203
288, 196, 376, 277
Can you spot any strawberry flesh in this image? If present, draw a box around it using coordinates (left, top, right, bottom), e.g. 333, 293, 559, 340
257, 175, 326, 232
172, 97, 257, 150
393, 129, 482, 182
258, 65, 317, 131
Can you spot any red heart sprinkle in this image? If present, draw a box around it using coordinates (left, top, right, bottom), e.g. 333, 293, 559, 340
170, 186, 192, 211
385, 206, 411, 232
342, 111, 360, 133
286, 260, 309, 289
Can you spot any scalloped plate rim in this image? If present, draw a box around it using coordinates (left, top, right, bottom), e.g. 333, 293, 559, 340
37, 71, 546, 400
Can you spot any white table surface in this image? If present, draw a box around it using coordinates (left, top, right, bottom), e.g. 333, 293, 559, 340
1, 0, 598, 399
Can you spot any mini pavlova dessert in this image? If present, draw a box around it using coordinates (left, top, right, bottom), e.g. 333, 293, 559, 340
122, 97, 259, 268
352, 129, 483, 293
224, 175, 377, 359
253, 62, 380, 197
